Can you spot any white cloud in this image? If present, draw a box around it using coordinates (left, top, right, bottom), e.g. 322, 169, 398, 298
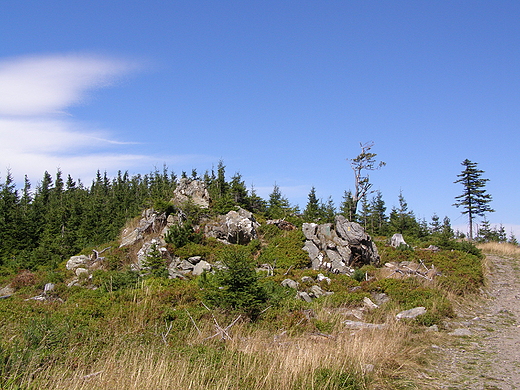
0, 53, 167, 183
0, 53, 137, 116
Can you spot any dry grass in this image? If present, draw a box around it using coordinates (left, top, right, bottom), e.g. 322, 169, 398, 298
477, 242, 520, 259
10, 308, 431, 390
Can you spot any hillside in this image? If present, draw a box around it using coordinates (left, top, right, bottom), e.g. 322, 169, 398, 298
0, 174, 500, 389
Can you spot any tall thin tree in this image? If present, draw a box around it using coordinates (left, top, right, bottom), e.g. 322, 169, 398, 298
453, 159, 494, 240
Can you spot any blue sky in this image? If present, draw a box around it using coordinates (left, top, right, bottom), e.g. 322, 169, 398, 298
1, 1, 519, 237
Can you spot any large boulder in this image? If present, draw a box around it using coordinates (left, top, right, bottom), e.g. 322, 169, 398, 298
204, 207, 259, 245
302, 215, 380, 273
170, 178, 211, 208
66, 255, 90, 270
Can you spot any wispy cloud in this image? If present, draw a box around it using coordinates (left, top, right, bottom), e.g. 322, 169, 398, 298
0, 53, 137, 116
0, 53, 193, 183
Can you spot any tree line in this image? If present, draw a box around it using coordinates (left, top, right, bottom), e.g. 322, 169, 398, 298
0, 151, 513, 271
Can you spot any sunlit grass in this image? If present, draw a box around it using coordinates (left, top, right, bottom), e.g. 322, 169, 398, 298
477, 242, 520, 258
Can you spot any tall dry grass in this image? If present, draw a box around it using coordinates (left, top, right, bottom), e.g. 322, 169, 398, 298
11, 309, 431, 390
477, 242, 520, 258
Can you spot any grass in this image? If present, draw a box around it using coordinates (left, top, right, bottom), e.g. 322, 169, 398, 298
0, 235, 491, 390
0, 277, 442, 390
477, 242, 520, 258
0, 310, 429, 390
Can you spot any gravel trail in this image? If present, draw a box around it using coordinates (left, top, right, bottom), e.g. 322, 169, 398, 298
430, 254, 520, 389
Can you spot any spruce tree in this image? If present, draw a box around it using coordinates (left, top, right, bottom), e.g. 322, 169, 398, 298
453, 159, 494, 240
369, 190, 387, 235
267, 184, 291, 219
303, 187, 321, 222
340, 190, 356, 222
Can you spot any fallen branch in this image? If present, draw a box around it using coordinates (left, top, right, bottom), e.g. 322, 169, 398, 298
185, 308, 201, 335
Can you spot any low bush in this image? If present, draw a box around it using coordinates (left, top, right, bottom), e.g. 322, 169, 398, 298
92, 269, 141, 292
373, 278, 454, 324
257, 229, 310, 270
425, 250, 484, 295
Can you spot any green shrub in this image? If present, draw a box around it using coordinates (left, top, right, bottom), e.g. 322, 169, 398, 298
426, 250, 484, 295
165, 223, 203, 249
257, 224, 283, 240
92, 270, 141, 292
436, 239, 482, 257
351, 269, 366, 282
374, 278, 453, 323
258, 229, 309, 270
142, 242, 169, 278
153, 199, 176, 215
201, 246, 268, 319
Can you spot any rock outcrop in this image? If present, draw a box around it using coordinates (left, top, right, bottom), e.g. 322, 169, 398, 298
120, 209, 168, 248
302, 215, 380, 273
170, 178, 211, 208
204, 207, 259, 245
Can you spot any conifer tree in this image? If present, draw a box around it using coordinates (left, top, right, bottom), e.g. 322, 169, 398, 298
267, 183, 291, 219
430, 213, 441, 235
303, 187, 321, 222
369, 190, 387, 235
453, 159, 494, 240
321, 196, 336, 224
0, 171, 19, 262
229, 172, 249, 209
340, 190, 356, 222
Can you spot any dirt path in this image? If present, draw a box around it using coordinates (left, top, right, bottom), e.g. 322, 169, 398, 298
429, 254, 520, 389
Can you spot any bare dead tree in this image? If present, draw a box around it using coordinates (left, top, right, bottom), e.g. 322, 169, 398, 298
347, 142, 385, 219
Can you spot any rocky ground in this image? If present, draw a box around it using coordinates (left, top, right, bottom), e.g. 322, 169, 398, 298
428, 254, 520, 389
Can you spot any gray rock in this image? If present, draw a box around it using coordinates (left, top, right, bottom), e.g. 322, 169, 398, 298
309, 285, 333, 298
281, 279, 299, 289
372, 292, 390, 306
179, 260, 195, 270
75, 268, 89, 277
192, 260, 212, 276
301, 276, 314, 283
296, 291, 313, 303
449, 328, 472, 337
187, 256, 202, 264
363, 297, 379, 310
396, 307, 427, 320
302, 223, 318, 242
343, 320, 387, 330
66, 255, 89, 270
120, 209, 168, 248
204, 207, 259, 245
302, 241, 323, 269
316, 273, 331, 284
44, 283, 55, 293
171, 178, 211, 208
119, 228, 143, 248
302, 216, 380, 273
0, 285, 15, 297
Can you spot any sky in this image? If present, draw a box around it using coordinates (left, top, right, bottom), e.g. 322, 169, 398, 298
1, 1, 519, 237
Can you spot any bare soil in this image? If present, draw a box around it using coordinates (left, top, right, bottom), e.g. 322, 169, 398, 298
428, 254, 520, 389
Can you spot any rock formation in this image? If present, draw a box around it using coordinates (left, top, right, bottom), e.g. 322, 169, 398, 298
204, 207, 259, 245
170, 178, 211, 208
302, 215, 380, 273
